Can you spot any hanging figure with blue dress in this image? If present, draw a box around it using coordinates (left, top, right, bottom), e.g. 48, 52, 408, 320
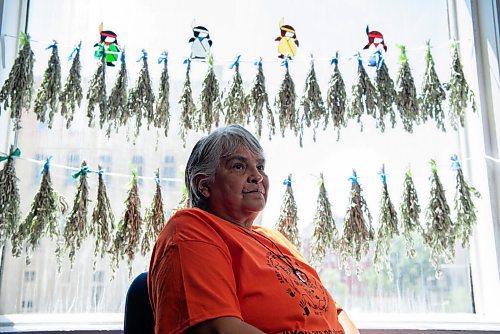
363, 26, 388, 68
363, 26, 387, 52
189, 26, 213, 60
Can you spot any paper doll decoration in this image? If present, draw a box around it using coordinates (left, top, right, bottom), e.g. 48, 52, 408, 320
189, 26, 213, 60
94, 25, 120, 67
363, 26, 387, 52
363, 26, 387, 67
368, 50, 383, 68
275, 21, 299, 59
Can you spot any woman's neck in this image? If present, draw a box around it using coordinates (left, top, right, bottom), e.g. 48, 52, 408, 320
204, 208, 256, 229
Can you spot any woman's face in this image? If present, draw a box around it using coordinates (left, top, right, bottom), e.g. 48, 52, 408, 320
204, 145, 269, 226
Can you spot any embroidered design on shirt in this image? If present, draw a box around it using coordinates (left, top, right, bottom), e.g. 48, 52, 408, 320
266, 251, 330, 316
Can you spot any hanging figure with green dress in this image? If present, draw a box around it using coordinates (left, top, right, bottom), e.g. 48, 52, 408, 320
94, 23, 120, 66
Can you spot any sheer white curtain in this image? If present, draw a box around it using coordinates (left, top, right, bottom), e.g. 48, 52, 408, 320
0, 0, 492, 318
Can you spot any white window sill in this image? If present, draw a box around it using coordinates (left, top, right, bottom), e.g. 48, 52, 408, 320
352, 313, 500, 332
0, 313, 122, 332
0, 313, 499, 332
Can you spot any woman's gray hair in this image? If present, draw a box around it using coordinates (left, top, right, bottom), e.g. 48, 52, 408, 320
185, 124, 264, 210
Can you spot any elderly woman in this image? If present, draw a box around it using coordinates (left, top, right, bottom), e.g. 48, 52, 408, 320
148, 125, 359, 334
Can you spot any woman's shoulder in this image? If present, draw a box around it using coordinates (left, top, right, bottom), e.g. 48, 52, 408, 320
253, 225, 306, 262
252, 225, 287, 244
159, 208, 228, 245
168, 207, 210, 224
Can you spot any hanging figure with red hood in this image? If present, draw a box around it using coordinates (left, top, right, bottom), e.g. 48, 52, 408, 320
363, 25, 387, 67
363, 26, 387, 52
94, 23, 120, 66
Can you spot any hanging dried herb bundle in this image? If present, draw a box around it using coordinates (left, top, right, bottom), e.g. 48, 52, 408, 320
395, 45, 420, 133
155, 52, 170, 137
0, 147, 21, 243
309, 174, 339, 266
111, 170, 143, 276
276, 175, 301, 250
247, 59, 275, 140
59, 43, 83, 129
373, 166, 399, 280
447, 41, 477, 130
128, 50, 155, 137
338, 170, 374, 276
399, 169, 422, 258
223, 56, 248, 125
33, 42, 61, 128
9, 219, 27, 258
107, 50, 128, 136
20, 158, 67, 262
63, 162, 91, 265
326, 55, 348, 140
141, 171, 166, 256
375, 58, 397, 131
275, 60, 299, 139
178, 59, 196, 146
350, 55, 377, 131
86, 54, 107, 128
419, 41, 446, 131
424, 159, 454, 278
197, 54, 222, 133
450, 155, 480, 248
90, 167, 115, 268
300, 56, 327, 142
0, 32, 34, 130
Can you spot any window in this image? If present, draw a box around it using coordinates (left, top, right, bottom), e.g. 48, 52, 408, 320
164, 155, 175, 164
21, 300, 33, 311
98, 154, 113, 186
65, 152, 80, 186
132, 155, 144, 186
37, 121, 48, 132
24, 271, 36, 283
32, 153, 44, 186
162, 155, 176, 188
0, 0, 498, 329
91, 286, 104, 309
92, 271, 105, 283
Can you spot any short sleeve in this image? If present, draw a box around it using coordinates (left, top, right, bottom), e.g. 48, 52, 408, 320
149, 238, 242, 334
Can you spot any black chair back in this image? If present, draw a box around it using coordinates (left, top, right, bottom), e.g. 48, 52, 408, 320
124, 272, 154, 334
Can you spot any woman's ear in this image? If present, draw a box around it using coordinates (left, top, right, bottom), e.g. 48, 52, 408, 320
196, 176, 210, 198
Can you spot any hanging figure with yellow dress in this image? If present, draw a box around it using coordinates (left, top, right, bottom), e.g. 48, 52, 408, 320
275, 19, 299, 59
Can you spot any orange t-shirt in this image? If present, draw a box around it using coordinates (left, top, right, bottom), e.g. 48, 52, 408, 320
148, 208, 344, 334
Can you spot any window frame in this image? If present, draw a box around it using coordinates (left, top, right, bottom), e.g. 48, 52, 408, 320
0, 0, 499, 331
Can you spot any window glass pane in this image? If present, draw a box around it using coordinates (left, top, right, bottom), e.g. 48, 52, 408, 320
163, 155, 177, 188
98, 154, 113, 185
0, 0, 479, 316
32, 153, 44, 186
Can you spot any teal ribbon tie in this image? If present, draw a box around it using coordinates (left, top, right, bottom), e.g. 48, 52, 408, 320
283, 175, 292, 187
72, 166, 89, 179
137, 49, 148, 62
42, 156, 53, 173
450, 154, 461, 170
0, 147, 21, 162
158, 51, 168, 64
229, 54, 241, 69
